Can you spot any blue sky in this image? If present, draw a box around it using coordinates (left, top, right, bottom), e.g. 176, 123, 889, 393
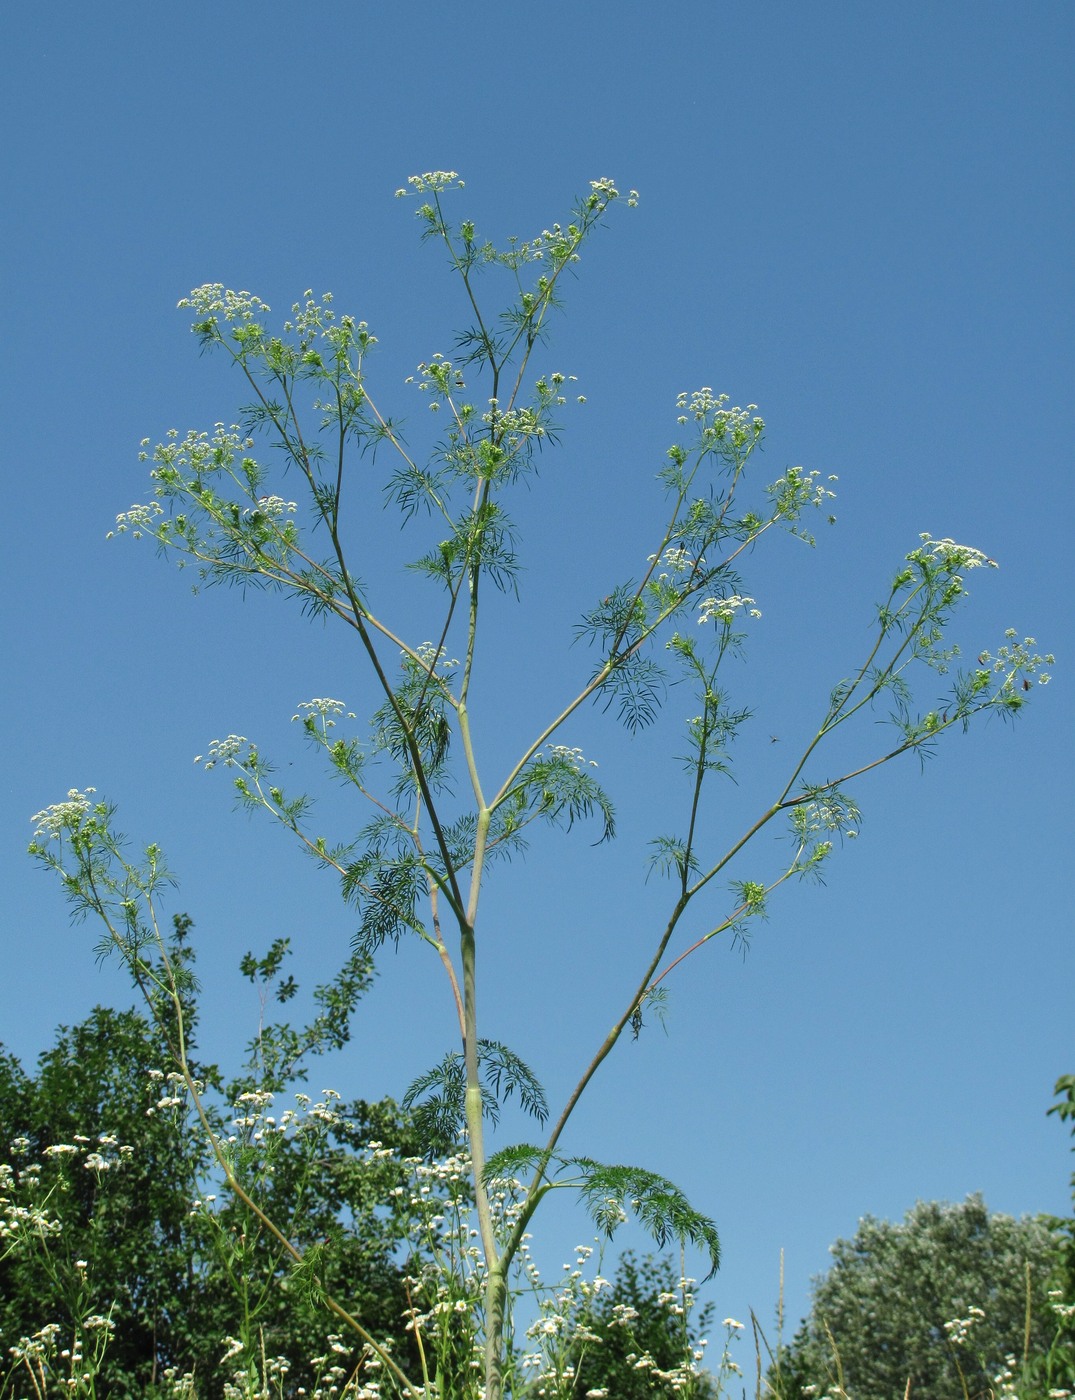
3, 0, 1072, 1346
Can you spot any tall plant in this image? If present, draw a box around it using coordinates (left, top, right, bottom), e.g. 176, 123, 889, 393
30, 173, 1051, 1398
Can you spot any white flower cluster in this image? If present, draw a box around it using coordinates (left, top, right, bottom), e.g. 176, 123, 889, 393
414, 642, 460, 674
675, 388, 764, 437
943, 1304, 986, 1347
282, 288, 336, 338
5, 1320, 116, 1376
978, 630, 1054, 686
398, 171, 465, 196
697, 595, 762, 625
481, 399, 546, 443
0, 1162, 62, 1244
291, 697, 356, 725
533, 370, 577, 407
221, 1088, 347, 1150
17, 1134, 133, 1184
543, 744, 599, 769
914, 534, 998, 570
146, 1070, 190, 1116
769, 467, 838, 511
244, 494, 296, 521
109, 499, 163, 538
30, 787, 97, 840
193, 735, 247, 770
648, 545, 701, 574
588, 177, 639, 206
177, 285, 270, 321
146, 423, 255, 480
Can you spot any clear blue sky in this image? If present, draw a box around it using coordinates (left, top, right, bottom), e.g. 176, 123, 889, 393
3, 0, 1072, 1345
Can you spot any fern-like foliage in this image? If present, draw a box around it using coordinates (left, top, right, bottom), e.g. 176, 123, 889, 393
564, 1157, 721, 1279
502, 752, 616, 844
403, 1040, 548, 1150
599, 653, 667, 732
481, 1144, 720, 1280
344, 825, 429, 954
481, 1142, 544, 1182
646, 834, 700, 884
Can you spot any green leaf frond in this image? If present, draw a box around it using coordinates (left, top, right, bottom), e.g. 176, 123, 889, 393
577, 583, 648, 651
438, 813, 479, 871
482, 1142, 544, 1184
423, 811, 528, 881
309, 478, 338, 521
597, 653, 667, 733
878, 667, 913, 716
824, 675, 857, 722
345, 846, 429, 954
642, 572, 687, 621
403, 1040, 548, 1151
295, 564, 364, 622
409, 500, 520, 595
480, 1041, 549, 1125
561, 1156, 721, 1280
454, 323, 510, 370
481, 1141, 720, 1278
504, 748, 615, 843
678, 687, 753, 778
484, 804, 532, 863
347, 409, 401, 460
496, 293, 562, 360
646, 835, 700, 884
664, 630, 701, 667
385, 461, 451, 523
370, 679, 453, 795
402, 1052, 467, 1149
684, 496, 741, 543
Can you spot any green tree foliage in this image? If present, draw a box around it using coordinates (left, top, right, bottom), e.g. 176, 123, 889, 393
1031, 1074, 1075, 1394
0, 931, 427, 1397
771, 1196, 1059, 1400
0, 1007, 200, 1394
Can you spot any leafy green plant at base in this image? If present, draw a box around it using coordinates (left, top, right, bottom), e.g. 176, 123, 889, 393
2, 985, 729, 1397
562, 1251, 722, 1399
0, 933, 429, 1397
0, 1009, 196, 1395
1027, 1074, 1075, 1396
28, 171, 1053, 1397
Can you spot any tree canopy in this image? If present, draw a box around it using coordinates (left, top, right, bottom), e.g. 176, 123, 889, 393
772, 1195, 1059, 1400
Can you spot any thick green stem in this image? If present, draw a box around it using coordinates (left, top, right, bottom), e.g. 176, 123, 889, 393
456, 805, 505, 1397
